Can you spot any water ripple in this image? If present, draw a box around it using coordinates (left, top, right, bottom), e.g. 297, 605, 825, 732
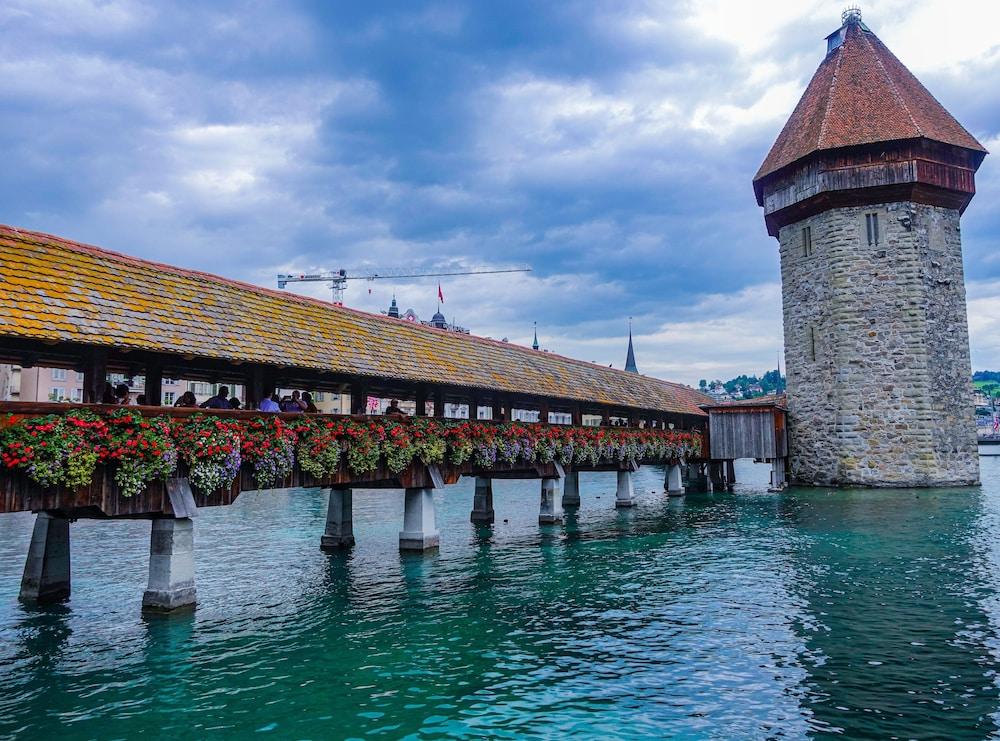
3, 462, 1000, 738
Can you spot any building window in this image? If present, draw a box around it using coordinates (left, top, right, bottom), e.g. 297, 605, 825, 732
802, 226, 812, 257
163, 392, 175, 405
50, 387, 65, 401
71, 388, 83, 402
865, 213, 880, 246
75, 371, 84, 382
51, 368, 67, 381
314, 391, 326, 402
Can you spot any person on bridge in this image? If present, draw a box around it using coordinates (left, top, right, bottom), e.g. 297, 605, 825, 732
200, 386, 231, 409
259, 394, 280, 413
228, 397, 242, 410
385, 399, 407, 417
114, 383, 131, 405
174, 391, 197, 407
301, 392, 319, 413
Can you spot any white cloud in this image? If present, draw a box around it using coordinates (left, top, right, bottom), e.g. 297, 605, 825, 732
967, 279, 1000, 371
0, 0, 150, 36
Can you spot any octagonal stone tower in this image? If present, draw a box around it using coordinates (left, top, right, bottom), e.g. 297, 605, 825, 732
753, 10, 987, 487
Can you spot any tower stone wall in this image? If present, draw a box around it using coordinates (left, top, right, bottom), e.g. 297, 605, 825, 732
779, 202, 979, 486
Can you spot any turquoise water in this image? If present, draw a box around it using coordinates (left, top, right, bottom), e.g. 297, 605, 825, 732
3, 460, 1000, 739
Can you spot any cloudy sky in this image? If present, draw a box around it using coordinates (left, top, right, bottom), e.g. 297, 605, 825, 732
1, 0, 998, 386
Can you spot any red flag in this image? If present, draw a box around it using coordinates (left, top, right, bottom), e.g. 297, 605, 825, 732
438, 283, 444, 303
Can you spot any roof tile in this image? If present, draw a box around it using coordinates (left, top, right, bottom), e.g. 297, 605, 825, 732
755, 21, 985, 182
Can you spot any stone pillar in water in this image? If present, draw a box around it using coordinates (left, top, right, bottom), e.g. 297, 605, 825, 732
400, 488, 440, 551
562, 471, 581, 507
321, 488, 356, 550
539, 477, 564, 524
615, 470, 636, 508
666, 464, 685, 496
20, 512, 71, 604
142, 517, 196, 612
470, 477, 495, 524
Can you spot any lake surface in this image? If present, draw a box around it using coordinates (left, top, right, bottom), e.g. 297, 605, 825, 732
4, 459, 1000, 739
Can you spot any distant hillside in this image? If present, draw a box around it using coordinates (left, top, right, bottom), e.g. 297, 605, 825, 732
974, 371, 1000, 399
698, 369, 786, 400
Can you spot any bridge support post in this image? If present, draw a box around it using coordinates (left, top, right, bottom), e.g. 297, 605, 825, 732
142, 517, 196, 612
562, 471, 581, 507
471, 477, 495, 524
20, 512, 71, 604
768, 458, 788, 491
666, 464, 685, 496
400, 488, 440, 551
685, 462, 710, 492
708, 461, 727, 492
321, 488, 355, 550
615, 470, 636, 508
539, 478, 564, 524
725, 460, 736, 491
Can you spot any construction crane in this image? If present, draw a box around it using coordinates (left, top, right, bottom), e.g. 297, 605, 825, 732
277, 265, 532, 305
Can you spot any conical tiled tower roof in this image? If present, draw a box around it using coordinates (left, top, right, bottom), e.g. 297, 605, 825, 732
755, 16, 985, 184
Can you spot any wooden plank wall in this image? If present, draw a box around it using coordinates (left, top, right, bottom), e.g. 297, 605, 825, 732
708, 410, 777, 460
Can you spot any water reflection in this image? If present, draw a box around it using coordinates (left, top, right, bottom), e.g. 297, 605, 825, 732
783, 486, 1000, 738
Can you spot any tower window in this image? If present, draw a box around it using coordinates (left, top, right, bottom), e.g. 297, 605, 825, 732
802, 226, 813, 257
809, 326, 817, 361
865, 213, 880, 246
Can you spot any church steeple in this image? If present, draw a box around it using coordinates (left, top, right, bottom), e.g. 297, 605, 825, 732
532, 322, 539, 350
387, 295, 399, 319
624, 318, 638, 373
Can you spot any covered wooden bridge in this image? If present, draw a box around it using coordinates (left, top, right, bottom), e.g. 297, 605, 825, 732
0, 225, 711, 611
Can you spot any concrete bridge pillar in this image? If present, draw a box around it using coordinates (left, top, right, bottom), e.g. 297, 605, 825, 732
471, 477, 495, 524
539, 477, 564, 524
400, 488, 440, 551
142, 517, 196, 612
321, 488, 355, 550
562, 471, 581, 507
666, 464, 685, 496
20, 512, 71, 604
615, 470, 636, 508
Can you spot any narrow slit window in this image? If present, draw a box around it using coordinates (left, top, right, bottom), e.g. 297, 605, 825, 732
865, 213, 880, 246
809, 326, 817, 361
802, 226, 813, 257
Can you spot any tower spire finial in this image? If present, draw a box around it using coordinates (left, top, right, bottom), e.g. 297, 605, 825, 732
532, 321, 539, 350
842, 5, 862, 25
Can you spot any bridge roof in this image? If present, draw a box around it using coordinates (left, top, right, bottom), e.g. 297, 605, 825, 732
0, 225, 709, 417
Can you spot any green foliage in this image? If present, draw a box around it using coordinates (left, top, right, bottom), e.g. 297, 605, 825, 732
711, 369, 786, 398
